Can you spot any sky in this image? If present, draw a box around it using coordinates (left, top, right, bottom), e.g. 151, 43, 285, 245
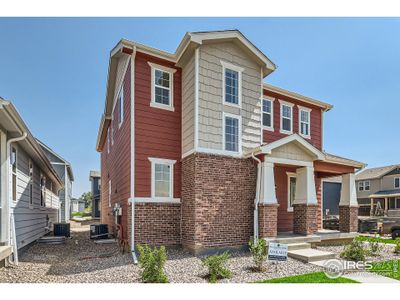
0, 17, 399, 197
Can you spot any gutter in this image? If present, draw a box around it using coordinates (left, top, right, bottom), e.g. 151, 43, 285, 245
251, 151, 262, 241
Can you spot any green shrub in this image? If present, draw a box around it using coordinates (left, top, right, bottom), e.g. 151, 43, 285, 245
202, 252, 232, 283
340, 239, 366, 261
249, 238, 268, 272
395, 239, 400, 254
137, 244, 168, 283
367, 239, 382, 256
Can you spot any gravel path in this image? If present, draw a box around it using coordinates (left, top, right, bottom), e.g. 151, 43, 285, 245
0, 221, 323, 283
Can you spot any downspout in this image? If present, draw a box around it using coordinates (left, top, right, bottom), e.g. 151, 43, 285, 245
130, 47, 138, 264
6, 132, 28, 266
251, 150, 262, 242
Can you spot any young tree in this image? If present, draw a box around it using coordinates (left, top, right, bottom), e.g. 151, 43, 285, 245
79, 191, 93, 208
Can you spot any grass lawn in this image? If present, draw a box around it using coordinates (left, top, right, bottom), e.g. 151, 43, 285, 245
256, 272, 359, 283
356, 235, 399, 245
370, 260, 400, 281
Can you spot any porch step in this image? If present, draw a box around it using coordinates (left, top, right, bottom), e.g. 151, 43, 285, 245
0, 246, 12, 262
287, 242, 311, 251
288, 248, 336, 263
265, 234, 321, 245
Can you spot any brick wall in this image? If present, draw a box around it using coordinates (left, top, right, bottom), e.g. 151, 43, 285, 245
181, 153, 257, 252
339, 206, 359, 233
259, 203, 279, 237
293, 204, 318, 235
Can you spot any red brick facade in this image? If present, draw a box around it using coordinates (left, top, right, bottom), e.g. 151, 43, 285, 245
259, 203, 279, 238
339, 206, 359, 233
293, 204, 319, 235
181, 153, 257, 252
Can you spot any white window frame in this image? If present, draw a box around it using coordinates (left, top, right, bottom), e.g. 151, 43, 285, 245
111, 120, 114, 145
298, 105, 312, 139
118, 85, 124, 128
222, 112, 242, 154
395, 177, 400, 189
262, 97, 274, 131
148, 62, 176, 112
358, 181, 364, 191
221, 60, 244, 108
364, 180, 370, 191
108, 180, 112, 207
287, 172, 296, 212
40, 173, 46, 208
10, 145, 18, 204
148, 157, 176, 201
279, 100, 294, 134
107, 127, 110, 154
28, 159, 34, 209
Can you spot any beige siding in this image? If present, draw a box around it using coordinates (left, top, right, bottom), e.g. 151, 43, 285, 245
181, 54, 195, 155
356, 178, 381, 199
113, 55, 130, 102
270, 143, 313, 161
197, 42, 262, 152
12, 144, 59, 249
382, 174, 400, 190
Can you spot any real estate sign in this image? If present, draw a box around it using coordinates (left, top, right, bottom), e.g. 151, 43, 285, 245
268, 243, 288, 261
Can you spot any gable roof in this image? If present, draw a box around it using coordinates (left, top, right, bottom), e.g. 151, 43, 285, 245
356, 165, 400, 181
89, 170, 101, 179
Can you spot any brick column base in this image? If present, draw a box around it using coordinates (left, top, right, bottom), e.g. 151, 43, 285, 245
339, 206, 359, 232
293, 204, 318, 235
258, 203, 279, 238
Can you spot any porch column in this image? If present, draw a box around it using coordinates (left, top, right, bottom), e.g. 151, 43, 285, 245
258, 161, 279, 238
293, 166, 318, 235
370, 198, 374, 216
384, 198, 388, 216
339, 173, 359, 233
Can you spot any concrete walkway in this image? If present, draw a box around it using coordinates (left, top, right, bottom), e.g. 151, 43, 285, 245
342, 272, 399, 283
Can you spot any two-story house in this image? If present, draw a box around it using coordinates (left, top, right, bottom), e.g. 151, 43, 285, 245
0, 97, 63, 266
89, 170, 101, 218
356, 165, 400, 217
96, 30, 365, 254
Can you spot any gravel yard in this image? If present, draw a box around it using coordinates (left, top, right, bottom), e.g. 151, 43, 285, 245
2, 222, 398, 283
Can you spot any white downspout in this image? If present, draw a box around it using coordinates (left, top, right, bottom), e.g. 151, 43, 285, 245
6, 132, 27, 265
251, 151, 262, 242
130, 47, 138, 264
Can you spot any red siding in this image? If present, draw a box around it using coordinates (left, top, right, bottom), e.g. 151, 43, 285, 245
263, 89, 323, 150
100, 61, 131, 239
134, 52, 182, 198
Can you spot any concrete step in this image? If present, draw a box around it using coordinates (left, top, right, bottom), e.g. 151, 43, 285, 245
287, 242, 311, 251
288, 248, 336, 263
265, 235, 321, 245
0, 246, 12, 261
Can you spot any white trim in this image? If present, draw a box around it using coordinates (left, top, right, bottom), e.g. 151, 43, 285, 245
194, 47, 199, 151
107, 127, 110, 154
298, 105, 311, 139
279, 100, 294, 135
196, 147, 243, 158
108, 179, 112, 208
28, 159, 33, 209
259, 67, 264, 145
148, 157, 176, 200
148, 62, 176, 112
262, 97, 274, 131
40, 172, 46, 208
182, 148, 196, 159
364, 180, 370, 191
118, 85, 124, 128
222, 112, 242, 155
111, 58, 130, 115
130, 49, 136, 259
221, 60, 243, 108
287, 172, 296, 212
9, 144, 18, 205
134, 197, 181, 204
265, 156, 313, 167
395, 177, 400, 189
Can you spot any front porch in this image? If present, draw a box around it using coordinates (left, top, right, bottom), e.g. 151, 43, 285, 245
369, 191, 400, 217
247, 134, 365, 238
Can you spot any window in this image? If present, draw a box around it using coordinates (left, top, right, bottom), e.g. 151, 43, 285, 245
50, 182, 53, 208
224, 113, 241, 153
221, 61, 243, 107
262, 98, 274, 130
149, 158, 176, 200
359, 180, 370, 191
108, 180, 112, 207
395, 177, 400, 189
107, 127, 110, 153
111, 120, 114, 145
10, 146, 17, 202
299, 107, 311, 138
364, 180, 370, 191
358, 181, 364, 191
40, 173, 46, 207
280, 101, 293, 134
149, 62, 175, 111
288, 174, 296, 212
118, 86, 124, 127
29, 159, 33, 208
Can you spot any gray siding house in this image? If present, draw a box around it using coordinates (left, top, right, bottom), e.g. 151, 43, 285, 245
89, 170, 101, 218
37, 140, 74, 222
356, 165, 400, 217
0, 98, 63, 266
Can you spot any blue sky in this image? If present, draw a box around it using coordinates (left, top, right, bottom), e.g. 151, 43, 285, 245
1, 17, 399, 197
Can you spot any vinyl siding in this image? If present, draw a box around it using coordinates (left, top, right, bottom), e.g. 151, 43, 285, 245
12, 144, 59, 250
197, 42, 262, 152
355, 178, 381, 199
181, 54, 195, 156
382, 174, 400, 190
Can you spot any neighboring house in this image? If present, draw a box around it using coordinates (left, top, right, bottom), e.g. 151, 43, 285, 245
71, 198, 85, 213
356, 165, 400, 217
96, 30, 365, 254
0, 97, 63, 266
37, 140, 74, 222
322, 176, 342, 218
89, 170, 101, 218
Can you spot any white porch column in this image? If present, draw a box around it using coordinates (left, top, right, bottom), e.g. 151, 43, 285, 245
339, 173, 358, 207
293, 166, 317, 205
260, 161, 277, 204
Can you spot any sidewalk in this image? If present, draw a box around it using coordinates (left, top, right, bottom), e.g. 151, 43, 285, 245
342, 272, 399, 283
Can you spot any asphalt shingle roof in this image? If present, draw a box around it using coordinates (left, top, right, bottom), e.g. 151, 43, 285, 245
356, 165, 400, 181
